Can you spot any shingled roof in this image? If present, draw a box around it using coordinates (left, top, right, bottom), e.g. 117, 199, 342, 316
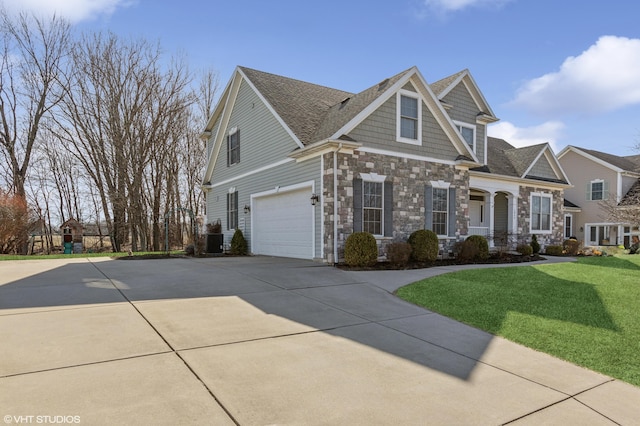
239, 67, 353, 146
312, 67, 414, 141
578, 147, 640, 172
473, 137, 567, 183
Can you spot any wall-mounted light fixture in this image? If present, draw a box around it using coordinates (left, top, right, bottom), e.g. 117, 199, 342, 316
310, 194, 320, 206
244, 204, 251, 214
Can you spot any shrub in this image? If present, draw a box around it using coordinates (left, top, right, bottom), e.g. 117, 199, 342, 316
344, 232, 378, 267
456, 239, 478, 262
408, 229, 439, 262
230, 229, 248, 255
461, 235, 489, 261
563, 239, 580, 256
530, 234, 540, 254
545, 245, 563, 256
516, 244, 533, 256
386, 242, 412, 268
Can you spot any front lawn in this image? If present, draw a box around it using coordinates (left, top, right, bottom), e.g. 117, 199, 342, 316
396, 255, 640, 387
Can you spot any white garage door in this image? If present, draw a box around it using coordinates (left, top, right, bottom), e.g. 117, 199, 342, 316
252, 187, 313, 259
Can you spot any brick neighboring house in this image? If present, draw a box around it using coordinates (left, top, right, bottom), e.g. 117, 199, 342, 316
201, 66, 570, 262
558, 146, 640, 247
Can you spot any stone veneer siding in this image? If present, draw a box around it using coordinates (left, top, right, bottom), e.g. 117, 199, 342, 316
322, 150, 470, 263
517, 186, 564, 248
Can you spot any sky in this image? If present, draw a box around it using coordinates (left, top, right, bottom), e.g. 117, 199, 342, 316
4, 0, 640, 156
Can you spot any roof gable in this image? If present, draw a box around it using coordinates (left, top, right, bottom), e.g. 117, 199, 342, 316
479, 138, 569, 184
558, 146, 640, 174
239, 67, 352, 146
430, 69, 498, 121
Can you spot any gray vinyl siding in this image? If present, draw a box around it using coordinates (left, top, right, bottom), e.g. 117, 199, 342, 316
208, 156, 323, 257
442, 83, 486, 164
346, 95, 459, 161
528, 156, 558, 180
211, 78, 301, 184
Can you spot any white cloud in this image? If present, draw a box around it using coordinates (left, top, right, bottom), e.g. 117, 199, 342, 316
512, 36, 640, 116
488, 121, 565, 152
421, 0, 510, 14
2, 0, 134, 23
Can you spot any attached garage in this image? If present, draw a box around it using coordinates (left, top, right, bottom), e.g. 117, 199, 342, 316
251, 186, 314, 259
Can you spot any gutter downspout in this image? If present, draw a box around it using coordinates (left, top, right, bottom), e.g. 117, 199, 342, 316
333, 143, 343, 264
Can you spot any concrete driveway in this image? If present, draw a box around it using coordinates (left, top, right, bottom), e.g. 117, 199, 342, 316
1, 256, 638, 425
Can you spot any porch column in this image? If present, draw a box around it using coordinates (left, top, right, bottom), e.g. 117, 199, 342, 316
487, 191, 496, 248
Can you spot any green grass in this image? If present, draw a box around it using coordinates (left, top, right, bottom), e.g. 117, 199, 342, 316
396, 255, 640, 387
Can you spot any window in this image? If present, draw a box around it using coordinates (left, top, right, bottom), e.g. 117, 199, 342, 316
531, 193, 552, 232
425, 182, 456, 237
227, 128, 240, 166
564, 214, 572, 239
587, 179, 608, 201
353, 175, 393, 237
396, 90, 422, 144
227, 190, 238, 230
363, 181, 383, 235
432, 188, 448, 236
454, 122, 476, 151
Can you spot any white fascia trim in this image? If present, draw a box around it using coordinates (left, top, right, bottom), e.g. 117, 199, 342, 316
237, 68, 304, 150
468, 170, 570, 190
521, 145, 546, 178
211, 158, 294, 188
558, 146, 625, 173
436, 71, 467, 100
251, 180, 314, 199
396, 89, 423, 145
452, 120, 476, 153
358, 146, 458, 166
329, 68, 416, 139
203, 72, 242, 184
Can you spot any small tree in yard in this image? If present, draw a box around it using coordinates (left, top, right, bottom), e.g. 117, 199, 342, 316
530, 234, 540, 254
230, 229, 248, 255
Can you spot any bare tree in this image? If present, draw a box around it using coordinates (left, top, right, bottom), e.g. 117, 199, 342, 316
0, 11, 71, 197
54, 32, 195, 252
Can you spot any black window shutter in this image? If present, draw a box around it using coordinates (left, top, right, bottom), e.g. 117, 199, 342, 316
236, 129, 240, 163
353, 178, 362, 232
384, 180, 393, 237
448, 187, 457, 237
226, 135, 230, 166
234, 191, 239, 229
424, 185, 433, 230
226, 192, 230, 229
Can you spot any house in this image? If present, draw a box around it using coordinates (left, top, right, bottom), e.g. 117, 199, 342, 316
201, 66, 570, 262
557, 146, 640, 247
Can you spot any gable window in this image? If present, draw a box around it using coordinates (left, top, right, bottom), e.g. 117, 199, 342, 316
396, 90, 422, 145
587, 179, 608, 201
227, 189, 238, 230
363, 181, 383, 235
531, 193, 552, 233
353, 174, 393, 237
454, 122, 476, 152
227, 127, 240, 166
425, 181, 457, 237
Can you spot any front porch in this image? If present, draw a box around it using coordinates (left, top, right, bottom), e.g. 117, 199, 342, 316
468, 188, 519, 249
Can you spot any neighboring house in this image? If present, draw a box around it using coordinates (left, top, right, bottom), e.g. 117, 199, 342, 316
558, 146, 640, 247
201, 66, 569, 262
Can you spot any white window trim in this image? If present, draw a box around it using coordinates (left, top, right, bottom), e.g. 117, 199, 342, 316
430, 180, 450, 189
432, 186, 449, 237
563, 213, 573, 239
589, 179, 605, 201
530, 192, 552, 234
453, 120, 476, 153
396, 89, 422, 146
362, 180, 384, 237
